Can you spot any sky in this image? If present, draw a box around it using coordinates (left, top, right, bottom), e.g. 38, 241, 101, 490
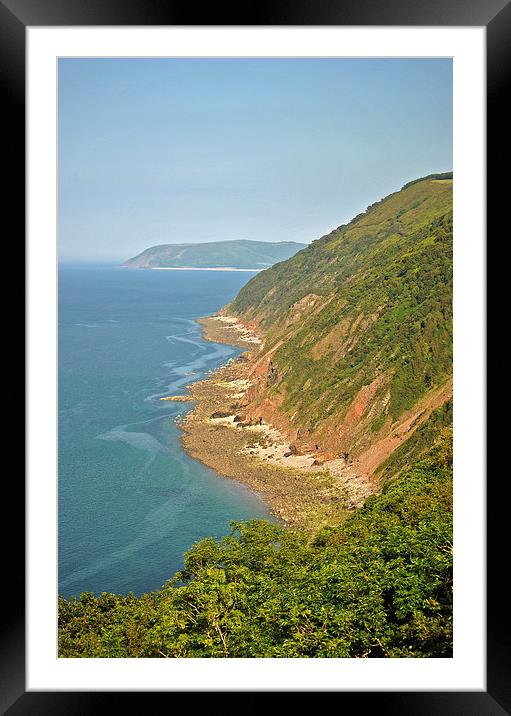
58, 58, 452, 262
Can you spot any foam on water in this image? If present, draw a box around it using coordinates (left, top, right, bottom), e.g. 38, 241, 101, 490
96, 427, 170, 454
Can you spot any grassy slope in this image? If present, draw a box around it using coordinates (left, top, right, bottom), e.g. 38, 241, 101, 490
229, 175, 453, 468
124, 240, 306, 269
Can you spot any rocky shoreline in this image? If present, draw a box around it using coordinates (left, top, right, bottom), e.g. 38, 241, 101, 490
178, 314, 375, 530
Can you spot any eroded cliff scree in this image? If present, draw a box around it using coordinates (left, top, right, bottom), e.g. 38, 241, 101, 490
179, 345, 371, 530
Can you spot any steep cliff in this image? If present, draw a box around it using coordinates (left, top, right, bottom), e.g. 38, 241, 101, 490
227, 174, 453, 478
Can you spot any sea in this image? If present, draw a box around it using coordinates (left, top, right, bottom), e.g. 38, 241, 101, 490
58, 264, 270, 599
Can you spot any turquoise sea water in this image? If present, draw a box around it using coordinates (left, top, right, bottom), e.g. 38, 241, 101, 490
58, 264, 270, 598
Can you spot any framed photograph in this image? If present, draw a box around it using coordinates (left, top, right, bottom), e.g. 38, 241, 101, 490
5, 0, 498, 710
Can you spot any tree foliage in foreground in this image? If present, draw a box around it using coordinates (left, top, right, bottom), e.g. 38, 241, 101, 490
58, 429, 452, 658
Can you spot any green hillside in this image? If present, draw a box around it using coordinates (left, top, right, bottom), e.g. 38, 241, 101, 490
229, 174, 453, 471
124, 240, 306, 269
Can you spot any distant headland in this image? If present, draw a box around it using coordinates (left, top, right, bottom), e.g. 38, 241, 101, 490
123, 239, 306, 270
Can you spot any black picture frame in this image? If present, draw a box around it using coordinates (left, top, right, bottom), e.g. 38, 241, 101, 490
5, 0, 499, 711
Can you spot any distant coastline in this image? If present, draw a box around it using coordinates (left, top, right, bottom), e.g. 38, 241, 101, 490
123, 239, 306, 271
149, 266, 263, 272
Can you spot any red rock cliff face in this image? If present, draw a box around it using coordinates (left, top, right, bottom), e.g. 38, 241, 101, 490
236, 333, 452, 479
239, 350, 299, 441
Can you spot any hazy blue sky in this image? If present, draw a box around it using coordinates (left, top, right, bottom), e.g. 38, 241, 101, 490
58, 58, 452, 262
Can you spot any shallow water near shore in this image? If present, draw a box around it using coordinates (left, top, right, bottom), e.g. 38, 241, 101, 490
59, 264, 271, 598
